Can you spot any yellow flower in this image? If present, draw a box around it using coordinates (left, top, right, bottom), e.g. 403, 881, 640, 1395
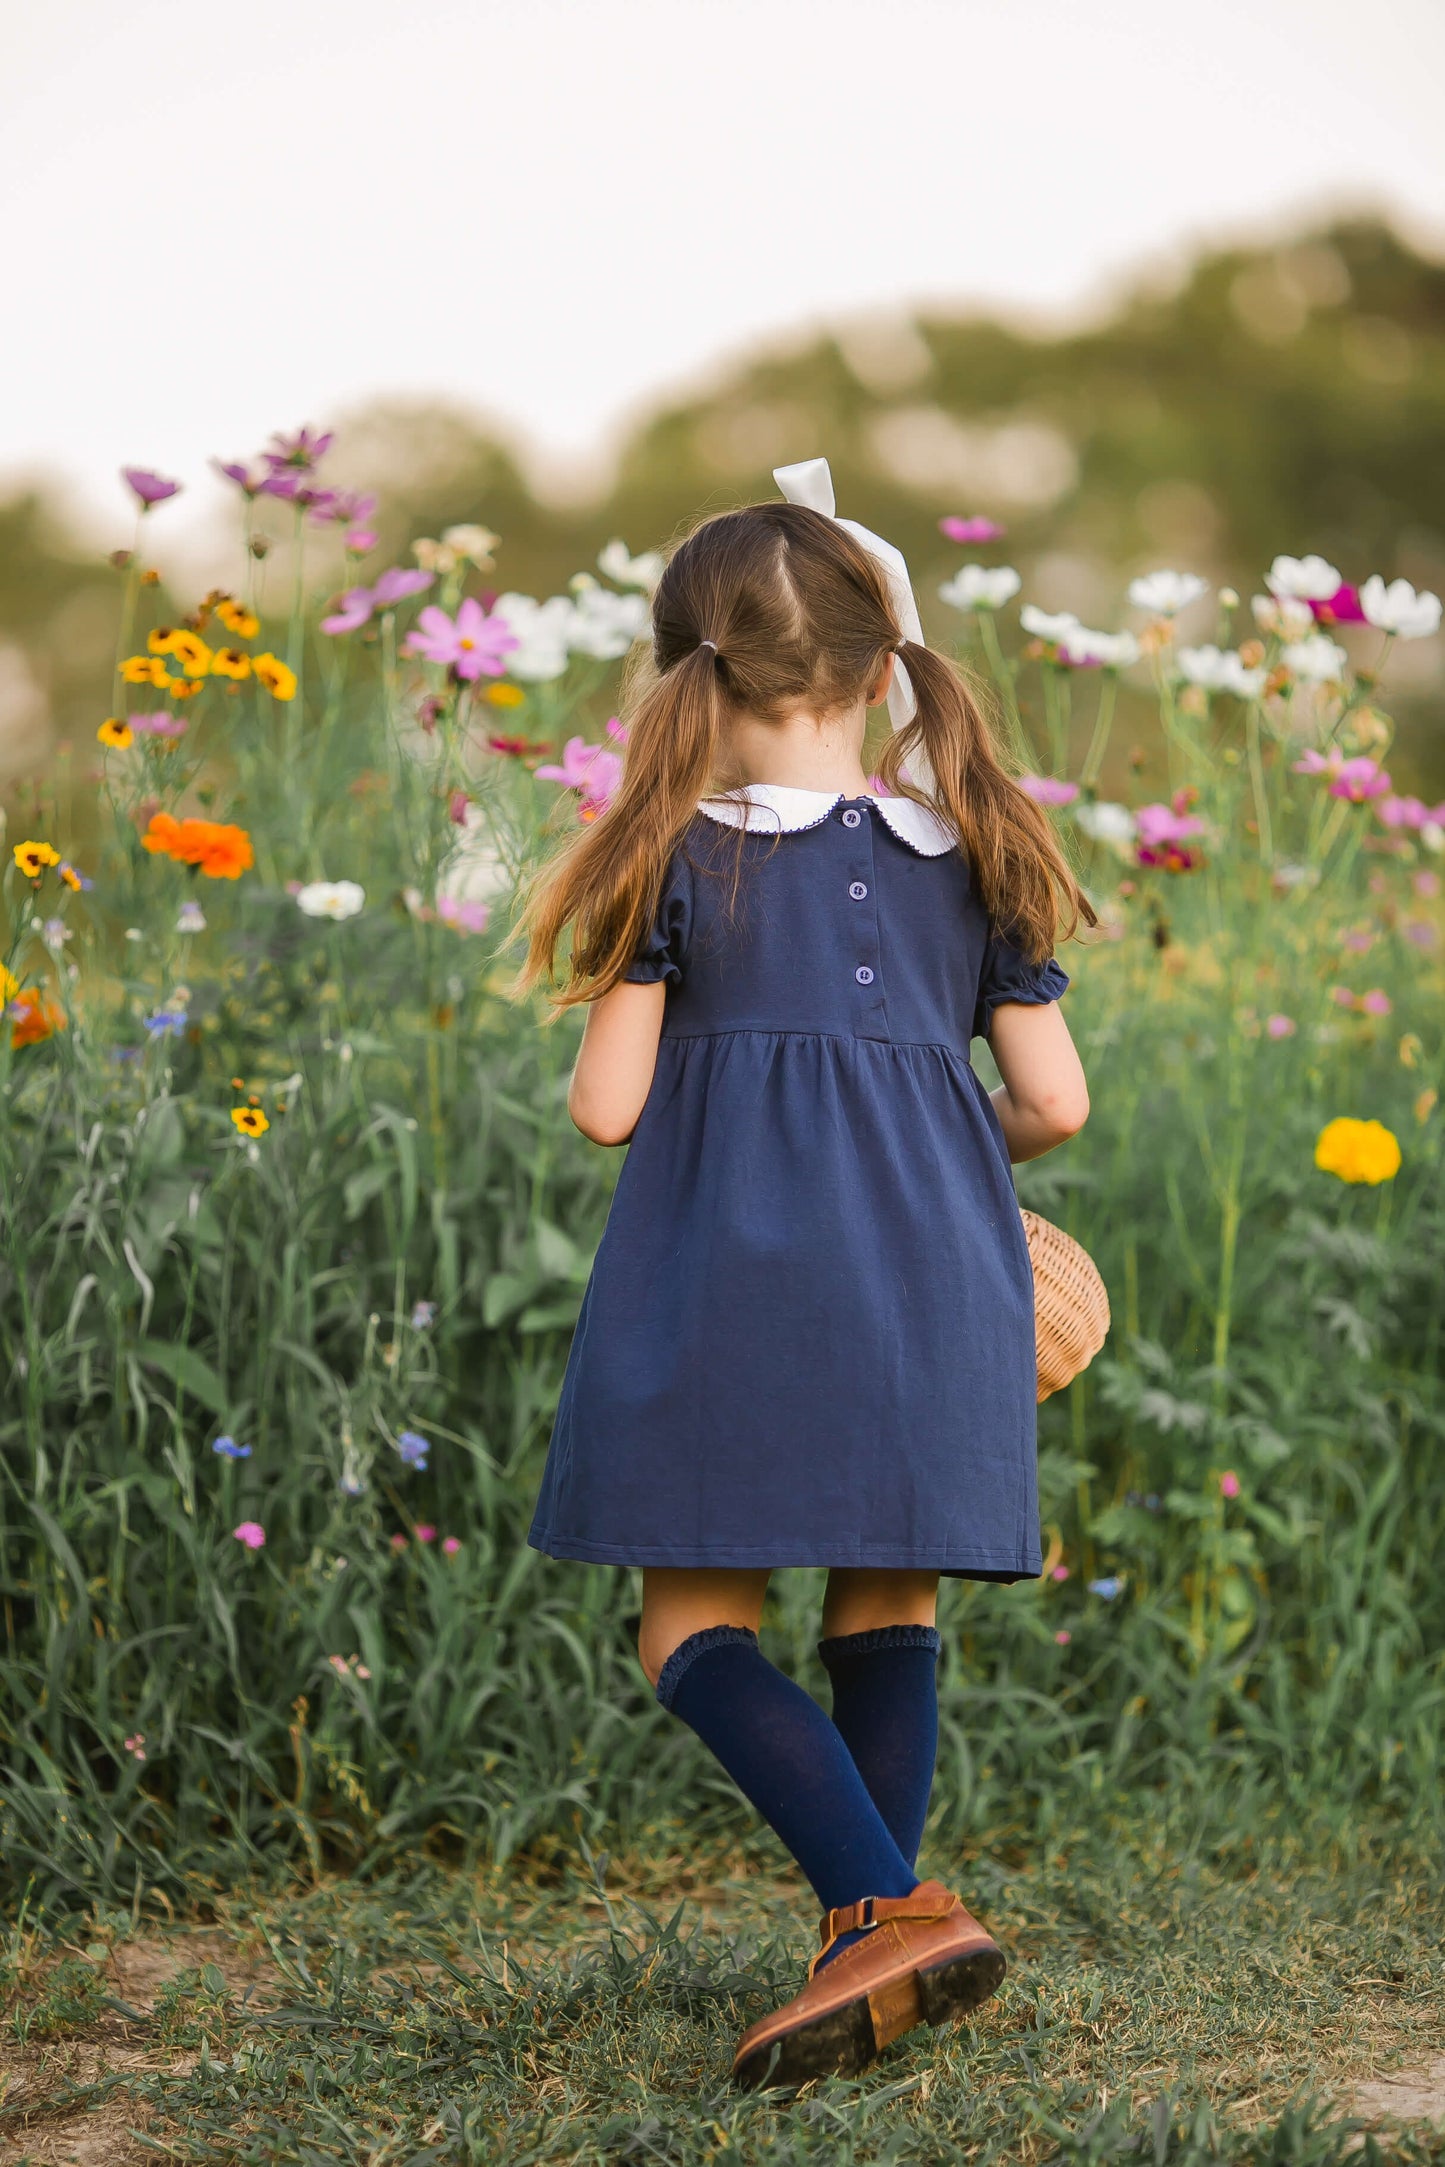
98, 716, 134, 749
13, 840, 61, 879
485, 682, 526, 708
231, 1105, 270, 1138
211, 647, 253, 680
253, 652, 297, 701
121, 654, 168, 684
59, 863, 86, 891
215, 598, 260, 638
169, 676, 204, 700
1416, 1088, 1438, 1126
1314, 1117, 1401, 1186
1, 964, 19, 1000
166, 630, 213, 677
148, 627, 182, 655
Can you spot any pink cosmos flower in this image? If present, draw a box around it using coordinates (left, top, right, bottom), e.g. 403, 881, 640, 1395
263, 426, 333, 474
1377, 795, 1445, 830
261, 474, 337, 512
345, 529, 379, 555
437, 896, 491, 934
1136, 803, 1205, 849
406, 597, 518, 680
213, 459, 269, 497
442, 1536, 462, 1556
123, 467, 181, 508
1359, 989, 1392, 1017
1310, 583, 1367, 625
373, 566, 433, 607
1265, 1014, 1297, 1039
312, 490, 377, 529
130, 712, 187, 739
232, 1521, 266, 1549
1294, 749, 1392, 803
415, 1523, 437, 1544
536, 736, 625, 816
605, 717, 630, 744
321, 567, 434, 635
1019, 775, 1080, 807
1219, 1471, 1241, 1500
940, 516, 1005, 544
321, 587, 375, 635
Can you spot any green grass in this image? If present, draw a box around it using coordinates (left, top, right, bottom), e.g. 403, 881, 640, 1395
3, 1801, 1444, 2165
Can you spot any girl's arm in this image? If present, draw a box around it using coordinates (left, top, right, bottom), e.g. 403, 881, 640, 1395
567, 979, 668, 1146
987, 1001, 1089, 1163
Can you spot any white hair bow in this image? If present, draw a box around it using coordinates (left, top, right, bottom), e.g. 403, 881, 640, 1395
772, 456, 924, 731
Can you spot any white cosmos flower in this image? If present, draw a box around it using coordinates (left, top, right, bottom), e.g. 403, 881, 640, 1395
1177, 645, 1267, 698
1280, 634, 1349, 683
1360, 576, 1442, 640
1020, 605, 1082, 644
1065, 626, 1141, 669
939, 565, 1022, 611
567, 586, 651, 660
296, 880, 366, 921
1072, 800, 1137, 846
1251, 593, 1315, 640
1127, 569, 1209, 615
598, 539, 664, 592
490, 593, 576, 682
441, 524, 499, 568
1265, 554, 1341, 602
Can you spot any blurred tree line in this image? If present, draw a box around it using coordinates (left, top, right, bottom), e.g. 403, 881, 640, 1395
3, 215, 1442, 790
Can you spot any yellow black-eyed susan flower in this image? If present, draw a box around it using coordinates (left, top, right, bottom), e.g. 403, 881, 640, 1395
13, 840, 61, 879
148, 628, 181, 655
58, 863, 87, 891
121, 654, 168, 685
98, 716, 134, 749
215, 598, 260, 638
211, 647, 252, 680
169, 676, 204, 700
231, 1105, 270, 1138
252, 652, 298, 701
166, 630, 213, 677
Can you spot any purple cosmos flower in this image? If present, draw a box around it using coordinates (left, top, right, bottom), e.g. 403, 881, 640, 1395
312, 489, 377, 529
213, 459, 269, 497
405, 597, 518, 680
212, 1436, 252, 1458
123, 467, 182, 509
260, 472, 337, 511
143, 1009, 188, 1037
397, 1430, 429, 1469
1309, 583, 1367, 625
939, 515, 1005, 544
1018, 775, 1079, 807
263, 426, 334, 474
320, 587, 376, 636
372, 566, 433, 607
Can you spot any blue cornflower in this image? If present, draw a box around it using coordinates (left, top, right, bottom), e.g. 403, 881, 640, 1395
212, 1435, 252, 1459
144, 1009, 188, 1038
397, 1430, 429, 1470
1087, 1576, 1123, 1600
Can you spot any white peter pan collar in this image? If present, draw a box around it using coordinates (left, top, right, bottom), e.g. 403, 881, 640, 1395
698, 783, 956, 858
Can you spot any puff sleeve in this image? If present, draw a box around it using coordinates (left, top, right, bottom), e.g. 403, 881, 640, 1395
972, 923, 1070, 1041
623, 849, 695, 988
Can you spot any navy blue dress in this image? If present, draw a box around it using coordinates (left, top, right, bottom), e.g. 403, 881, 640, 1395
528, 784, 1068, 1582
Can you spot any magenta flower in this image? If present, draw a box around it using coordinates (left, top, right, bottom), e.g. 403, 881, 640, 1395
320, 567, 434, 636
436, 897, 491, 934
1330, 758, 1392, 804
345, 529, 379, 555
1050, 1563, 1070, 1582
605, 717, 630, 744
415, 1523, 437, 1544
129, 712, 187, 739
1265, 1014, 1297, 1039
1019, 775, 1079, 807
389, 1532, 408, 1552
940, 515, 1005, 544
261, 473, 337, 512
373, 566, 433, 607
1219, 1471, 1241, 1500
1359, 988, 1392, 1017
263, 426, 333, 474
1136, 803, 1205, 849
442, 1535, 462, 1556
537, 735, 623, 794
1377, 794, 1445, 830
1310, 583, 1367, 625
1054, 1629, 1072, 1646
123, 467, 181, 509
232, 1520, 266, 1549
406, 597, 518, 680
213, 459, 269, 497
320, 587, 375, 636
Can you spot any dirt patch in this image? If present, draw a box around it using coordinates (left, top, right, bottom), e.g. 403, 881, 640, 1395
1347, 2052, 1445, 2132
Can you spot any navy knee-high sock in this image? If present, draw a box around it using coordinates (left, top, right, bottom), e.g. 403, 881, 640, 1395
656, 1626, 918, 1928
818, 1626, 941, 1870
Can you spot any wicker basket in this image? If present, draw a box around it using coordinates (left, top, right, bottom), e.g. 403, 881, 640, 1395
1021, 1209, 1111, 1402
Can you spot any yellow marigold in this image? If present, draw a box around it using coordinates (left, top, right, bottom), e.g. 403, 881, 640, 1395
1314, 1117, 1401, 1186
121, 654, 168, 685
98, 716, 134, 748
166, 630, 213, 677
10, 986, 65, 1048
485, 682, 526, 708
253, 652, 297, 701
13, 839, 61, 879
215, 598, 260, 638
211, 647, 252, 680
231, 1105, 270, 1138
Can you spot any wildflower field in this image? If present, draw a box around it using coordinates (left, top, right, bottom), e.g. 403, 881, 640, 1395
2, 435, 1443, 2162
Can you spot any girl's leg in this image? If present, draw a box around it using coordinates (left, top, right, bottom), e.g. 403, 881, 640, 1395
641, 1566, 918, 1921
819, 1570, 941, 1870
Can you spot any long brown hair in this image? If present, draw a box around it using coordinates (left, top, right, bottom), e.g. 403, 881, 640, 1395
516, 501, 1092, 1003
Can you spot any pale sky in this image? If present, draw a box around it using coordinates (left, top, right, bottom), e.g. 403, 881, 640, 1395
4, 0, 1444, 540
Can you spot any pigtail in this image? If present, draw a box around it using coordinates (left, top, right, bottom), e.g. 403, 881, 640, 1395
876, 642, 1094, 962
514, 643, 726, 1005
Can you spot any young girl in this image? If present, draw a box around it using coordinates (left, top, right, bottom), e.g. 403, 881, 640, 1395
518, 465, 1091, 2089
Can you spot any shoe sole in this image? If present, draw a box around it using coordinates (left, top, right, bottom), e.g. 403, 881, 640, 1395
733, 1943, 1006, 2091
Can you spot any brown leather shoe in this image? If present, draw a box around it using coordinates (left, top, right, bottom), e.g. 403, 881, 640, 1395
732, 1880, 1005, 2090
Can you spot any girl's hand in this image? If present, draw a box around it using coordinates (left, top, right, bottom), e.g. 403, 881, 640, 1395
567, 979, 667, 1145
987, 1002, 1089, 1163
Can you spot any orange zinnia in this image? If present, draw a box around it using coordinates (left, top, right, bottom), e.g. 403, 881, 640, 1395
195, 823, 254, 879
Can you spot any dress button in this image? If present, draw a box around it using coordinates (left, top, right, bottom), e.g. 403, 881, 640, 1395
849, 881, 868, 900
841, 808, 862, 828
854, 965, 874, 985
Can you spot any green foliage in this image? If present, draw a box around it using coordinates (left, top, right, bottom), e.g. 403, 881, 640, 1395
0, 445, 1442, 1924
